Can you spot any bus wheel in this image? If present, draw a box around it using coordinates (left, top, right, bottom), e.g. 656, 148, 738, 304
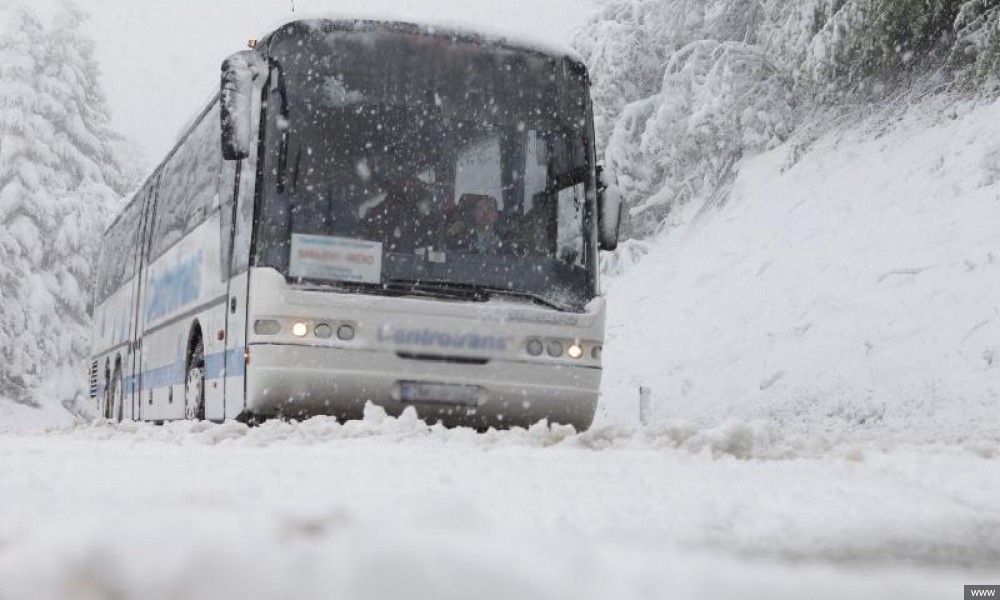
185, 337, 206, 421
108, 367, 124, 422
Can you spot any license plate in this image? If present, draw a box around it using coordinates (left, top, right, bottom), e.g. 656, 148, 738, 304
399, 382, 482, 407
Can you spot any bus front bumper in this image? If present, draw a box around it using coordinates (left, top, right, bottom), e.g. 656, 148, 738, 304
244, 344, 600, 431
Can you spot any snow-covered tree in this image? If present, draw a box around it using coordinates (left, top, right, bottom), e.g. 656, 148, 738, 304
576, 0, 795, 237
0, 0, 127, 404
577, 0, 1000, 239
952, 0, 1000, 90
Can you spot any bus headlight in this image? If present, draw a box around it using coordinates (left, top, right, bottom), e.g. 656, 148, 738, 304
526, 339, 543, 356
547, 341, 564, 358
592, 345, 602, 360
291, 321, 309, 338
254, 320, 281, 335
337, 325, 356, 341
567, 343, 584, 360
314, 323, 333, 339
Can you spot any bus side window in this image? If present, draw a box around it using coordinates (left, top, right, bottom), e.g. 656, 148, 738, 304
96, 199, 142, 303
150, 103, 223, 259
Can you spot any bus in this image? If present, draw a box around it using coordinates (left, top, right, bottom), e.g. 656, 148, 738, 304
88, 18, 622, 431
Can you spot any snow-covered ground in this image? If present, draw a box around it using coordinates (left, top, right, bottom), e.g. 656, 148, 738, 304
2, 98, 999, 597
0, 412, 997, 600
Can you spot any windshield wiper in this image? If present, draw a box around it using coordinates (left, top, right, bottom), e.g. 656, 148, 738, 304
293, 280, 474, 301
382, 280, 481, 301
393, 280, 576, 312
295, 279, 577, 311
471, 285, 576, 312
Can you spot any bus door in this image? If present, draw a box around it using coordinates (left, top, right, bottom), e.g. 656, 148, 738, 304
130, 174, 160, 421
221, 90, 261, 420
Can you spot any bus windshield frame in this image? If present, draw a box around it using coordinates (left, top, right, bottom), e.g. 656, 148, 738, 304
253, 21, 599, 311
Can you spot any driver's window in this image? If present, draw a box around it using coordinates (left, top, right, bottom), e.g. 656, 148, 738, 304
557, 183, 585, 267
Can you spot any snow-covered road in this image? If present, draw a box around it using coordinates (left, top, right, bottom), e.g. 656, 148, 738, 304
1, 408, 997, 600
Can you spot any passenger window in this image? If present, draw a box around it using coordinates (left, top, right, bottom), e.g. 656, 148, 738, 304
150, 103, 223, 258
96, 199, 142, 302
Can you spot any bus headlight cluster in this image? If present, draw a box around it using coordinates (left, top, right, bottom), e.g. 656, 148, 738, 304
254, 318, 358, 342
526, 338, 596, 361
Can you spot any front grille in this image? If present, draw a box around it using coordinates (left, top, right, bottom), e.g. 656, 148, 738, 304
396, 352, 490, 366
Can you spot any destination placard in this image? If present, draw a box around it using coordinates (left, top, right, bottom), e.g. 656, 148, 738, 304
289, 234, 383, 284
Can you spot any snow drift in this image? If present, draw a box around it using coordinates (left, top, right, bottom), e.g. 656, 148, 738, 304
599, 95, 1000, 444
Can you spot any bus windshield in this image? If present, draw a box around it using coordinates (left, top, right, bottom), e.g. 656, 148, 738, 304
256, 22, 598, 311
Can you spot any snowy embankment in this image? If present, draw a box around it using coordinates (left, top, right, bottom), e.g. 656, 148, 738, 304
600, 96, 1000, 444
0, 366, 87, 430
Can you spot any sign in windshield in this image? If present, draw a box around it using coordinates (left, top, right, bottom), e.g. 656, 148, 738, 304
289, 234, 383, 284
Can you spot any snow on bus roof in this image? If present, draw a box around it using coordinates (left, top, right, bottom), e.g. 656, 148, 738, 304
253, 12, 584, 64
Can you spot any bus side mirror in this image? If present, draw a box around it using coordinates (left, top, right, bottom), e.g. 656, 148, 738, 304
597, 164, 623, 251
220, 50, 265, 161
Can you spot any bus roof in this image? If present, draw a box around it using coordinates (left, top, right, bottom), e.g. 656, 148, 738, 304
256, 16, 586, 66
102, 17, 588, 237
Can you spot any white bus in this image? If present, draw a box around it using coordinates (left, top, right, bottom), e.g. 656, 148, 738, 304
88, 18, 621, 431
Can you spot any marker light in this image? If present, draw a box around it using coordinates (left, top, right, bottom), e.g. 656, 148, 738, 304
568, 343, 584, 360
314, 323, 333, 339
291, 321, 309, 337
547, 341, 564, 358
254, 319, 281, 335
337, 324, 356, 341
526, 339, 544, 356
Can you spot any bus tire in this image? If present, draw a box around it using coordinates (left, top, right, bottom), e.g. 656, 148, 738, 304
236, 410, 264, 427
185, 335, 206, 421
108, 365, 124, 422
100, 360, 111, 419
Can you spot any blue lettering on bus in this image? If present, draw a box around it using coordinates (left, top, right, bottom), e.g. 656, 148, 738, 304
146, 252, 203, 323
377, 325, 511, 352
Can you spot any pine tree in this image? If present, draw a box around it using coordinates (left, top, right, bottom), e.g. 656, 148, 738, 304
0, 0, 126, 404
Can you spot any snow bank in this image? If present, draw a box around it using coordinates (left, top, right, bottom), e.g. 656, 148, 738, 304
0, 365, 88, 430
600, 96, 1000, 444
13, 404, 823, 461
